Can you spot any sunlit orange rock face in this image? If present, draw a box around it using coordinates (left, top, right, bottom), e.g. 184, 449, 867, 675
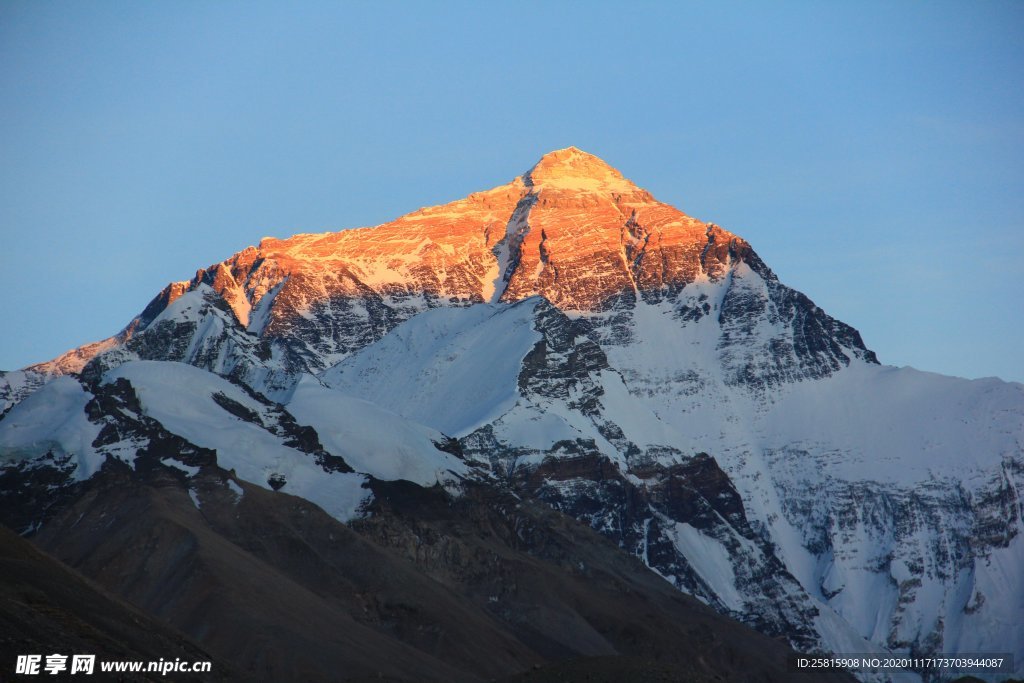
201, 147, 741, 327
35, 148, 751, 375
499, 147, 739, 309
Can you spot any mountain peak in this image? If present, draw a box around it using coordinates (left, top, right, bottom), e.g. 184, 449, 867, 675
524, 147, 639, 193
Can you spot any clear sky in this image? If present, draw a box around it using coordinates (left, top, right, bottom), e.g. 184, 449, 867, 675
1, 1, 1022, 382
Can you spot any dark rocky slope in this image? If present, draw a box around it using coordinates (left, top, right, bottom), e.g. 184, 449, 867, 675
0, 525, 232, 682
14, 454, 851, 682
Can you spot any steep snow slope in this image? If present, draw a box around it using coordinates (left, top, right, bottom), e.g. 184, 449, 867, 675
321, 299, 543, 436
0, 377, 103, 480
597, 294, 1024, 670
1, 360, 474, 527
103, 362, 372, 522
287, 375, 469, 486
0, 369, 50, 413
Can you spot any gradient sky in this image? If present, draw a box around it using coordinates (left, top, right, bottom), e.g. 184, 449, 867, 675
1, 1, 1022, 382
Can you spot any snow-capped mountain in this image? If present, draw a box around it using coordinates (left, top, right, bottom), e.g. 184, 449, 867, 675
3, 147, 1020, 680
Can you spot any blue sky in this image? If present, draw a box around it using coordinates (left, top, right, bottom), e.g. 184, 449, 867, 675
1, 1, 1022, 382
